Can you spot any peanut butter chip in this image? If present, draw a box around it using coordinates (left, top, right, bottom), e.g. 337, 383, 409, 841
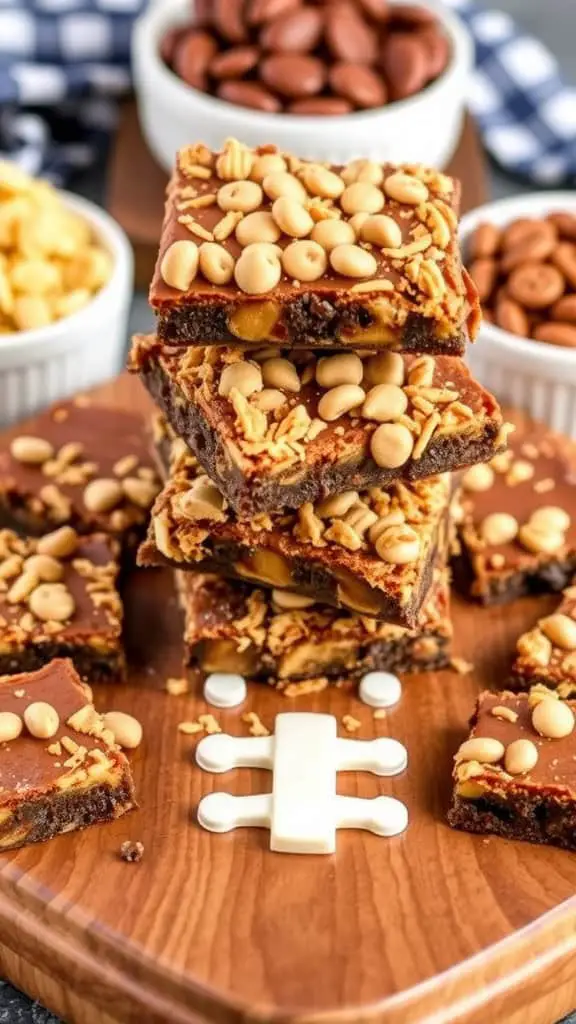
24, 701, 59, 739
540, 614, 576, 651
0, 711, 22, 743
330, 243, 378, 278
462, 464, 494, 492
318, 384, 365, 422
217, 180, 263, 213
311, 219, 355, 251
360, 214, 402, 248
374, 524, 420, 564
340, 182, 384, 216
504, 739, 538, 775
37, 525, 77, 558
480, 512, 518, 546
518, 523, 564, 555
370, 423, 414, 468
383, 172, 428, 205
261, 358, 300, 393
316, 353, 363, 389
316, 490, 359, 518
363, 351, 405, 387
234, 245, 281, 295
199, 242, 235, 285
361, 383, 408, 423
179, 476, 225, 521
160, 240, 199, 291
236, 211, 281, 247
530, 506, 571, 533
282, 240, 327, 281
23, 554, 63, 582
29, 582, 75, 622
122, 477, 158, 509
220, 360, 263, 397
272, 197, 314, 238
532, 697, 575, 739
455, 737, 504, 764
103, 711, 142, 750
83, 478, 123, 514
10, 435, 54, 464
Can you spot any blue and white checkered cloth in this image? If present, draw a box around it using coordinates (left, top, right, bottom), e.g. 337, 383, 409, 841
0, 0, 575, 186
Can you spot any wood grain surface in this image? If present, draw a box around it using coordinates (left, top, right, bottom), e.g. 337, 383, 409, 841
106, 104, 488, 289
1, 373, 576, 1024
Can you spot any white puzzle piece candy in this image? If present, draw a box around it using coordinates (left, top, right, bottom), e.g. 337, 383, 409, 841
196, 712, 408, 854
203, 672, 247, 709
359, 671, 402, 709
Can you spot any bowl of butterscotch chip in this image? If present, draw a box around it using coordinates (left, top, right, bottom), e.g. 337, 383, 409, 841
133, 0, 472, 170
0, 161, 132, 426
461, 192, 576, 439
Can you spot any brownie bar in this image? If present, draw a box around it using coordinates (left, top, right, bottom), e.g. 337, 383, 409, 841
139, 437, 451, 627
453, 412, 576, 605
448, 688, 576, 851
131, 335, 505, 517
178, 565, 452, 687
510, 583, 576, 696
150, 139, 480, 353
0, 659, 136, 850
0, 527, 124, 682
0, 398, 161, 554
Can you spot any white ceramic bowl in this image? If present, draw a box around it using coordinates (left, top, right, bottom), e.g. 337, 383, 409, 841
133, 0, 473, 171
460, 192, 576, 439
0, 192, 133, 428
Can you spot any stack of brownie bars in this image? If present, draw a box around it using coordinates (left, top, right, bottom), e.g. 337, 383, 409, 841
131, 138, 507, 690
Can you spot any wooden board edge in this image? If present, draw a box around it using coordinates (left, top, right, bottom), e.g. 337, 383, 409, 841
2, 863, 576, 1024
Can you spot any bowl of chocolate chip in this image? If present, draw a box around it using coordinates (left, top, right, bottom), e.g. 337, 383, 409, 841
461, 193, 576, 439
133, 0, 472, 171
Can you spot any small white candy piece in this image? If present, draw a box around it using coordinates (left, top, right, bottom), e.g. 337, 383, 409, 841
203, 673, 247, 709
359, 671, 402, 709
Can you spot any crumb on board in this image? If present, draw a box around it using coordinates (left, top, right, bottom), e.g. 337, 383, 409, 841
166, 676, 189, 696
491, 705, 519, 723
342, 714, 362, 733
120, 840, 144, 863
450, 657, 474, 675
178, 714, 221, 736
178, 721, 203, 736
242, 711, 270, 736
281, 677, 329, 698
373, 709, 387, 720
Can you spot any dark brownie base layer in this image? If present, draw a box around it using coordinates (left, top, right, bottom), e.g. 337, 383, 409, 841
140, 534, 440, 628
451, 549, 576, 606
155, 301, 466, 355
0, 778, 136, 851
0, 645, 126, 684
448, 792, 576, 851
141, 361, 500, 518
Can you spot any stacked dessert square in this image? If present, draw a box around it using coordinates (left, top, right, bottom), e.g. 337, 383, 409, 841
132, 138, 505, 689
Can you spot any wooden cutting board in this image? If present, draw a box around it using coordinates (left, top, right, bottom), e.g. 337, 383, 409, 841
1, 374, 576, 1024
107, 103, 488, 289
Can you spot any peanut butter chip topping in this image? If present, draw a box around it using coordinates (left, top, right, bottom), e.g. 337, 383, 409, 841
158, 139, 465, 327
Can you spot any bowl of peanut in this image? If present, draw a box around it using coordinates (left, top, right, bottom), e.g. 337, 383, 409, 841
461, 192, 576, 439
133, 0, 472, 170
0, 162, 133, 427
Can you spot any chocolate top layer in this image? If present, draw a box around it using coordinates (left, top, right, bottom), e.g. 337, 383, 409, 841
0, 529, 122, 652
459, 690, 576, 798
0, 659, 125, 806
131, 336, 503, 483
149, 139, 479, 340
458, 413, 576, 580
0, 398, 160, 541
